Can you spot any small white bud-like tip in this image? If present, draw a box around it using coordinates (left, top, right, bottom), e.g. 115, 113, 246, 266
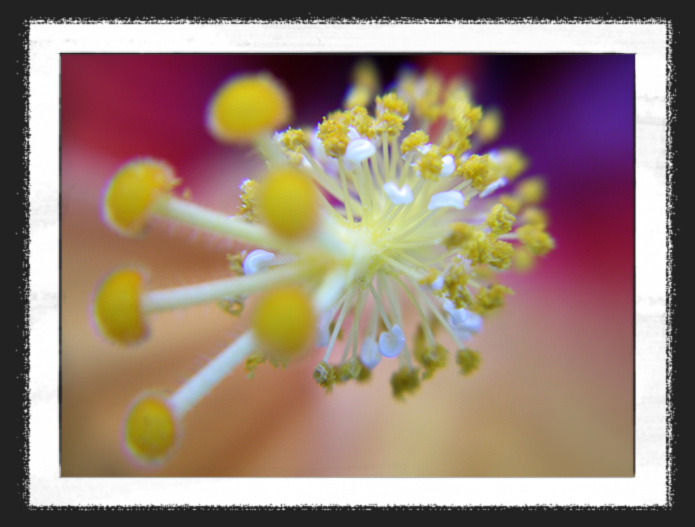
345, 138, 376, 169
428, 190, 464, 211
383, 182, 414, 205
443, 300, 483, 333
243, 249, 276, 275
378, 324, 405, 358
430, 275, 444, 292
360, 336, 381, 369
440, 155, 456, 178
480, 177, 508, 198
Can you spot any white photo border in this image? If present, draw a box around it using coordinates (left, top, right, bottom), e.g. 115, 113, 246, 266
28, 19, 670, 508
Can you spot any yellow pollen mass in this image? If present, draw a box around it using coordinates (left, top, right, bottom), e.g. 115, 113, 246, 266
253, 286, 316, 358
457, 154, 495, 190
125, 394, 178, 464
376, 93, 409, 117
373, 110, 404, 137
94, 269, 147, 345
317, 115, 350, 157
346, 106, 376, 139
104, 159, 178, 237
391, 367, 421, 400
516, 177, 547, 205
488, 239, 514, 270
443, 222, 477, 250
477, 108, 503, 143
472, 284, 514, 315
486, 204, 516, 235
417, 145, 444, 181
258, 168, 319, 239
456, 348, 481, 376
400, 130, 430, 155
497, 149, 529, 181
208, 73, 291, 143
517, 225, 556, 256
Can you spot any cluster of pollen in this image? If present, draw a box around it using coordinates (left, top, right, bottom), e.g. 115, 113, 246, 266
94, 65, 555, 465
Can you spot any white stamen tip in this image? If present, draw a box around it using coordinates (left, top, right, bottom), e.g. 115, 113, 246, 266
378, 325, 405, 358
242, 249, 275, 275
347, 125, 361, 141
431, 275, 444, 291
428, 190, 464, 210
480, 177, 508, 198
443, 300, 483, 335
345, 138, 376, 169
383, 182, 414, 205
440, 155, 456, 177
360, 336, 381, 369
417, 143, 433, 155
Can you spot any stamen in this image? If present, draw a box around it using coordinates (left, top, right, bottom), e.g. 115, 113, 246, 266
168, 332, 255, 417
242, 249, 276, 275
141, 263, 312, 313
152, 196, 279, 249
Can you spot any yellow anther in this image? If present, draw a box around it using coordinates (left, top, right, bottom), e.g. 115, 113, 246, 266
486, 204, 516, 236
207, 73, 291, 143
516, 177, 547, 205
418, 267, 441, 287
313, 361, 337, 391
345, 106, 376, 139
443, 222, 477, 250
499, 194, 523, 215
390, 367, 421, 400
244, 352, 267, 379
218, 297, 245, 317
335, 358, 362, 384
457, 154, 496, 191
516, 224, 556, 256
278, 128, 309, 152
94, 268, 147, 345
317, 114, 350, 157
343, 59, 380, 109
463, 231, 494, 267
226, 251, 247, 275
103, 159, 178, 237
522, 207, 549, 228
440, 128, 472, 158
472, 283, 514, 315
344, 85, 372, 110
512, 246, 536, 272
488, 239, 514, 270
416, 145, 444, 181
456, 348, 481, 376
497, 149, 529, 181
373, 110, 404, 137
238, 179, 260, 223
447, 100, 483, 129
258, 167, 319, 239
414, 342, 448, 380
400, 130, 430, 155
477, 107, 503, 143
440, 257, 473, 309
356, 359, 372, 383
376, 93, 409, 117
124, 393, 178, 464
253, 286, 316, 359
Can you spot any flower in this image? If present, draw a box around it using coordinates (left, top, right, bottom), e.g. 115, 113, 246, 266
93, 66, 554, 466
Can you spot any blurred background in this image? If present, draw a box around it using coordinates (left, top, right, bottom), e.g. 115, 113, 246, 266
61, 54, 634, 477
